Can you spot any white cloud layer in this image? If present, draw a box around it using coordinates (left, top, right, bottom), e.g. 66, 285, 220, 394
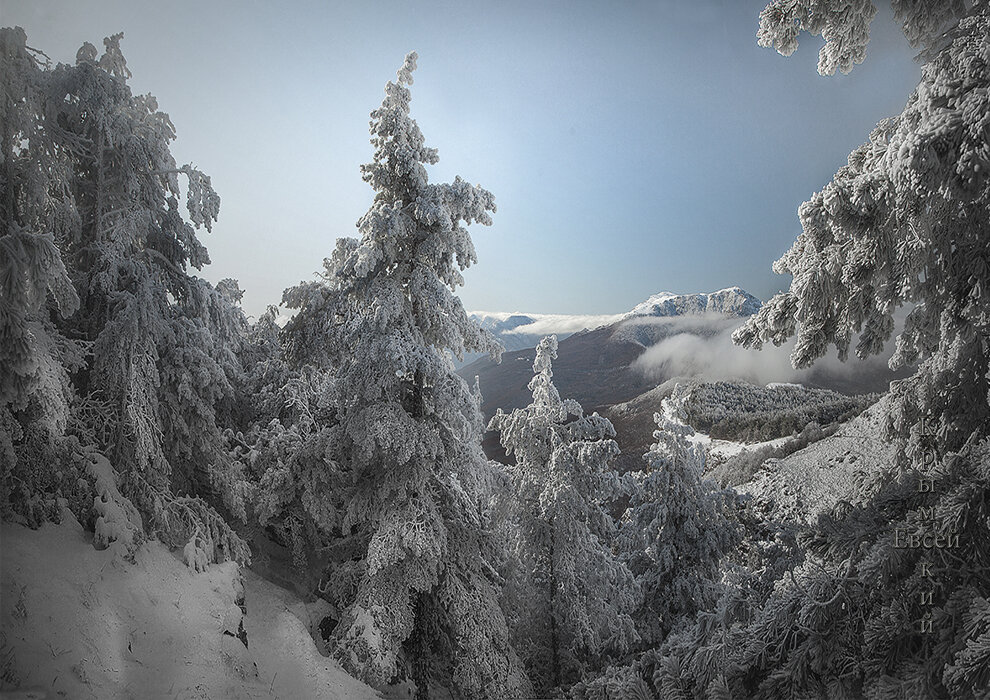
631, 316, 904, 386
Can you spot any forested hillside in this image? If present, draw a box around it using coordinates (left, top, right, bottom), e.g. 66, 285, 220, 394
681, 380, 878, 442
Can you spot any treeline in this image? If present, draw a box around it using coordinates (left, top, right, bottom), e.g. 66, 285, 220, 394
681, 380, 878, 443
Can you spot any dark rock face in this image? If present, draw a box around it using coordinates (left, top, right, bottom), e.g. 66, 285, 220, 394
319, 615, 338, 643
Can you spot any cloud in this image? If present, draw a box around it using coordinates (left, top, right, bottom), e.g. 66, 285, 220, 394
630, 312, 907, 388
469, 310, 626, 336
502, 313, 626, 336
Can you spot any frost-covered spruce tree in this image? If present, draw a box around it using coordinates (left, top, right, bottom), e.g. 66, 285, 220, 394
0, 28, 248, 564
737, 1, 990, 461
488, 335, 639, 692
0, 27, 81, 433
0, 27, 87, 523
281, 53, 526, 698
635, 4, 990, 698
61, 36, 247, 565
619, 389, 738, 646
230, 305, 344, 585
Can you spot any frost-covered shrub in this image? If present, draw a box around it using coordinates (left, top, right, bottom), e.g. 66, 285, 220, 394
0, 416, 93, 529
642, 434, 990, 699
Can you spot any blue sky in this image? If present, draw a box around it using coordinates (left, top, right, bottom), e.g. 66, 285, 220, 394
3, 1, 922, 320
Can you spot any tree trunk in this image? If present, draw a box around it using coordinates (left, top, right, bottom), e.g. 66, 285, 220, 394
547, 519, 562, 691
412, 368, 424, 419
412, 593, 431, 700
1, 89, 18, 228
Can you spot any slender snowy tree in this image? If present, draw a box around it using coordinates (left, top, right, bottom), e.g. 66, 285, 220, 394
281, 53, 526, 698
619, 390, 738, 646
489, 335, 639, 693
737, 1, 990, 462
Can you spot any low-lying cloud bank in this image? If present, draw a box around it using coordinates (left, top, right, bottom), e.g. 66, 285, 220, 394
630, 314, 907, 388
470, 310, 626, 337
501, 313, 626, 336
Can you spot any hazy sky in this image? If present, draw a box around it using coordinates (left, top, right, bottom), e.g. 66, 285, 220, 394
3, 1, 922, 320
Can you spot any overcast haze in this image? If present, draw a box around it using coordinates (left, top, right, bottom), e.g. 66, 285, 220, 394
2, 1, 923, 320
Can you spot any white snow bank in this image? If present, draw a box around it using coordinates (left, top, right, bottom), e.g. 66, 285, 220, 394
0, 511, 381, 700
242, 570, 384, 700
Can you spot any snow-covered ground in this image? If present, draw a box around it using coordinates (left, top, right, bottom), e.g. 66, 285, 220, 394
658, 392, 792, 460
656, 391, 890, 526
0, 509, 381, 700
737, 398, 897, 524
687, 430, 792, 461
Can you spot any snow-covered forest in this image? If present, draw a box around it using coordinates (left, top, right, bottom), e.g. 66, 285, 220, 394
2, 1, 990, 698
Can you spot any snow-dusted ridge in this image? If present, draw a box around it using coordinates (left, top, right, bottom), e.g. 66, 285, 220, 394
626, 287, 762, 319
468, 288, 762, 353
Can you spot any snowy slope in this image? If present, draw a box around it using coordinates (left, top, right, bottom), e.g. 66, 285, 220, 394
0, 511, 381, 700
738, 397, 897, 524
626, 287, 762, 318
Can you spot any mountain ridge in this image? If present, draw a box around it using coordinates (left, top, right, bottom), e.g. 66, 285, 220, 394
463, 287, 764, 364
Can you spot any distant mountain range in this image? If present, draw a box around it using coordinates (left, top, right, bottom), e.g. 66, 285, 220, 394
463, 287, 762, 366
458, 287, 909, 469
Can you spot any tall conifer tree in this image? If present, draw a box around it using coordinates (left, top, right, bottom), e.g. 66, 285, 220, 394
282, 52, 526, 698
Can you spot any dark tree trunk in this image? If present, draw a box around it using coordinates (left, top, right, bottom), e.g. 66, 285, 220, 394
412, 593, 431, 700
547, 519, 562, 691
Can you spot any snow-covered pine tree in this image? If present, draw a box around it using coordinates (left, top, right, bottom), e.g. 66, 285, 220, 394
488, 335, 639, 693
231, 305, 344, 588
0, 27, 81, 430
281, 52, 526, 698
645, 4, 990, 697
1, 28, 248, 564
737, 1, 989, 462
60, 35, 248, 565
619, 388, 738, 647
0, 26, 87, 523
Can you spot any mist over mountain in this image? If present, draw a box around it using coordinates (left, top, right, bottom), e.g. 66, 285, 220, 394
461, 287, 763, 367
461, 287, 910, 466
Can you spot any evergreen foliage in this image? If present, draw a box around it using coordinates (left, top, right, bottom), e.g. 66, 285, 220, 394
679, 380, 877, 443
279, 52, 526, 698
618, 391, 740, 647
3, 5, 989, 697
489, 336, 639, 694
737, 2, 990, 460
0, 26, 248, 567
